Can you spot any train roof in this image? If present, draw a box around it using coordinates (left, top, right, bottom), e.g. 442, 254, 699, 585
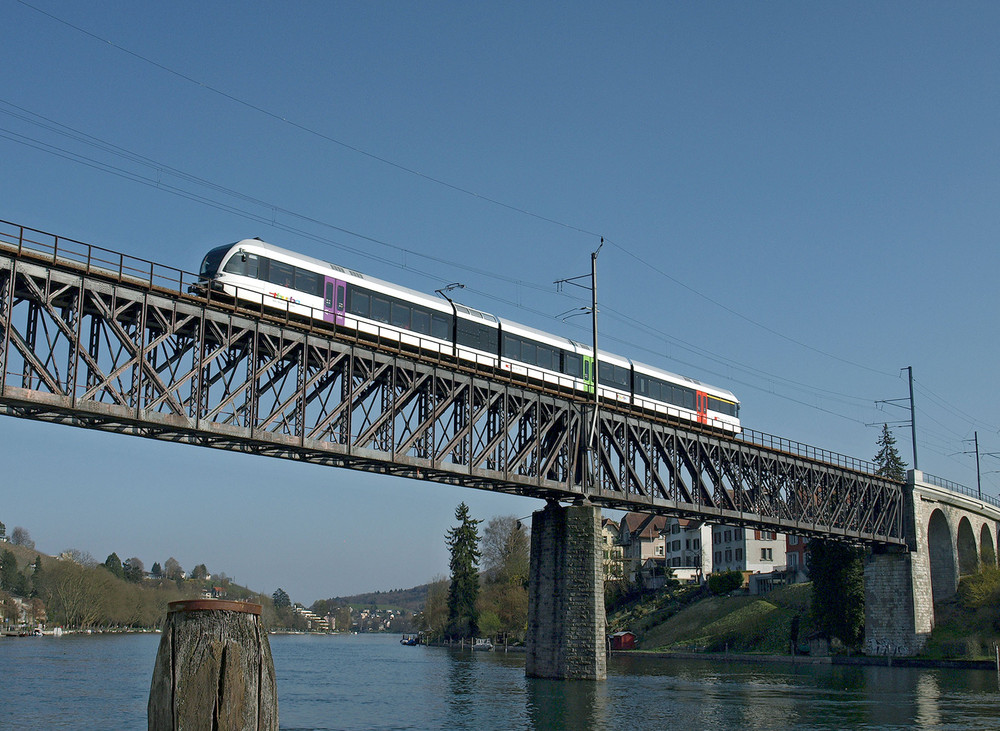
224, 238, 739, 403
232, 238, 494, 320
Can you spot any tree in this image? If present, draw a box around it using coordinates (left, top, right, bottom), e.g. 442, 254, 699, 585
11, 526, 34, 549
1, 549, 22, 593
480, 515, 529, 586
61, 548, 97, 568
418, 577, 450, 640
103, 553, 124, 579
478, 515, 530, 640
150, 562, 162, 579
163, 557, 184, 581
873, 424, 907, 481
191, 563, 209, 580
445, 502, 481, 639
123, 557, 145, 583
272, 588, 291, 609
807, 539, 866, 647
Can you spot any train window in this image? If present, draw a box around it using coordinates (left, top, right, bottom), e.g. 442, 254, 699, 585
598, 362, 630, 389
349, 289, 370, 317
268, 260, 295, 289
244, 254, 259, 279
537, 345, 557, 371
371, 296, 390, 323
456, 319, 496, 353
563, 353, 582, 378
432, 314, 450, 341
223, 255, 245, 276
503, 334, 519, 359
391, 301, 410, 329
325, 283, 334, 309
411, 308, 430, 335
200, 245, 231, 278
521, 341, 536, 365
635, 375, 649, 397
295, 269, 323, 297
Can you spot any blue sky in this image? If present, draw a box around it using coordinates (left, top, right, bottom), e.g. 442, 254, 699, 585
2, 2, 998, 604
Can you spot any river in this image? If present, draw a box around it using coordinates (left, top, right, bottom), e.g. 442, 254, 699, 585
2, 633, 999, 729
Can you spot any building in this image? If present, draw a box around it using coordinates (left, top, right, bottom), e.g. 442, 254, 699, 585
601, 517, 625, 581
711, 525, 785, 577
661, 517, 711, 583
785, 534, 809, 582
618, 513, 667, 584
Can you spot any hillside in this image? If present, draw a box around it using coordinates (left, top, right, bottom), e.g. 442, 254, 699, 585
636, 583, 814, 654
318, 584, 431, 614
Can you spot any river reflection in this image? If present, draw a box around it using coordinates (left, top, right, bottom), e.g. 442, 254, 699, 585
3, 634, 1000, 729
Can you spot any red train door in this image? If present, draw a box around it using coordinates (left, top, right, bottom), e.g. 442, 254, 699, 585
696, 391, 708, 425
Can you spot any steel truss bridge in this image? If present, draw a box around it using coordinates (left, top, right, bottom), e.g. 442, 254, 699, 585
0, 220, 904, 546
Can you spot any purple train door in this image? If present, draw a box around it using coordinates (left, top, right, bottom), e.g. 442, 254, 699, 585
324, 277, 346, 326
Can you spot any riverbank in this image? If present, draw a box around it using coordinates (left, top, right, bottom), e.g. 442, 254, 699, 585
614, 648, 999, 671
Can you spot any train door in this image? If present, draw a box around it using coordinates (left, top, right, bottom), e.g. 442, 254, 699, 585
695, 391, 708, 425
583, 355, 595, 395
324, 277, 346, 326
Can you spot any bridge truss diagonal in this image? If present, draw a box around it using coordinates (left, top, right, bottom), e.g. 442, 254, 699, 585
0, 241, 905, 547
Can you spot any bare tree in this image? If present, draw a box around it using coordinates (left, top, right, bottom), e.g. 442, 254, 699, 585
10, 526, 34, 549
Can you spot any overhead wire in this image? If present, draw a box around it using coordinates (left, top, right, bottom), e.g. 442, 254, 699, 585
8, 2, 988, 460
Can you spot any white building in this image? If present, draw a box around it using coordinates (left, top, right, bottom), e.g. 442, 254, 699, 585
711, 525, 784, 576
661, 517, 711, 583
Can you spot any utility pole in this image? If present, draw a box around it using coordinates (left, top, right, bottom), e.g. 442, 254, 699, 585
554, 238, 604, 489
905, 365, 918, 471
873, 366, 919, 471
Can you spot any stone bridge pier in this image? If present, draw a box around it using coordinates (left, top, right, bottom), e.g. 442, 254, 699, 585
864, 470, 1000, 656
525, 501, 607, 680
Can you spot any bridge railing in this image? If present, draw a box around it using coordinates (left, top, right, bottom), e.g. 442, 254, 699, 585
0, 218, 197, 294
922, 472, 1000, 509
737, 428, 877, 474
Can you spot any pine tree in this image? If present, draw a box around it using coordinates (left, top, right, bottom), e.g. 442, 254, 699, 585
445, 502, 482, 639
873, 423, 907, 481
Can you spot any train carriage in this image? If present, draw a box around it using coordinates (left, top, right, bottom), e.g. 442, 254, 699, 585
196, 238, 741, 433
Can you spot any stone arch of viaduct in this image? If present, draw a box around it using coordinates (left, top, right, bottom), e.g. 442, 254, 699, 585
864, 470, 1000, 656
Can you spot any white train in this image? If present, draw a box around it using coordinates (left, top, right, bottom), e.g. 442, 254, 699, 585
196, 239, 741, 432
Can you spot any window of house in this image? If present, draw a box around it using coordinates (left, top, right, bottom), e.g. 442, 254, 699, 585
761, 548, 773, 561
724, 530, 731, 542
655, 545, 664, 557
735, 548, 743, 561
725, 550, 732, 562
789, 535, 799, 545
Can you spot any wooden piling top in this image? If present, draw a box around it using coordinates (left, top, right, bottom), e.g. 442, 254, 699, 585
167, 599, 262, 615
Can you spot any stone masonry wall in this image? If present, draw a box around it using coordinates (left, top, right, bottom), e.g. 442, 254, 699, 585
525, 502, 607, 680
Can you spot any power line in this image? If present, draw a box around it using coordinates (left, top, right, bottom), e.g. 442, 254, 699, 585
14, 0, 902, 385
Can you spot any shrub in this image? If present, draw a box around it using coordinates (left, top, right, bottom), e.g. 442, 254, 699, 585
708, 571, 743, 596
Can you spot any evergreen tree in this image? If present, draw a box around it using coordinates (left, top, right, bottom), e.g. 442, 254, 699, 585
445, 502, 482, 639
272, 588, 291, 609
807, 540, 866, 647
103, 552, 124, 579
873, 423, 907, 481
150, 562, 162, 579
123, 557, 145, 583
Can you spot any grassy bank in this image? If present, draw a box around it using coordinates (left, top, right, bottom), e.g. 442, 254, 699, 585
609, 570, 1000, 661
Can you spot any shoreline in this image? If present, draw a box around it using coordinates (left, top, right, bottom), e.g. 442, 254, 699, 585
615, 649, 999, 671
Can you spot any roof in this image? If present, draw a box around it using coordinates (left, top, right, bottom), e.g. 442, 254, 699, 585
620, 513, 667, 540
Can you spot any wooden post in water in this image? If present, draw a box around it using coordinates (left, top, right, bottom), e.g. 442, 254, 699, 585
148, 599, 277, 730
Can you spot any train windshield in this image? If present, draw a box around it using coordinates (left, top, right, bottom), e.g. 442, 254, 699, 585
199, 245, 232, 279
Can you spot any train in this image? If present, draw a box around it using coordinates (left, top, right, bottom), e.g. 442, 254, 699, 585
195, 238, 741, 432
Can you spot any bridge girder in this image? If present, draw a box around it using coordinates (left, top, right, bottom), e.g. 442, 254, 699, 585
0, 241, 905, 546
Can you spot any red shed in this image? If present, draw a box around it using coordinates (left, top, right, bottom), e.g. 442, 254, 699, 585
609, 631, 637, 650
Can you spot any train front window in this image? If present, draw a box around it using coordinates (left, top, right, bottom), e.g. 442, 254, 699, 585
199, 245, 232, 279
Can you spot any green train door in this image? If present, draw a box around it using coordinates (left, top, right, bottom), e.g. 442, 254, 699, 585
583, 355, 595, 395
